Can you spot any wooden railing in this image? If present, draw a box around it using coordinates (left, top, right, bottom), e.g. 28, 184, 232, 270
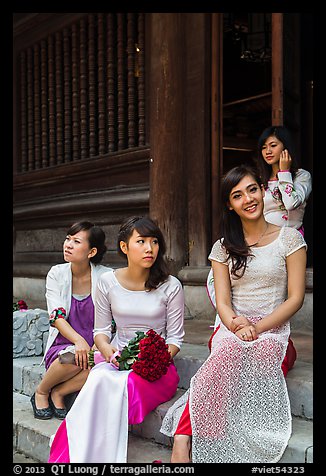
17, 13, 146, 173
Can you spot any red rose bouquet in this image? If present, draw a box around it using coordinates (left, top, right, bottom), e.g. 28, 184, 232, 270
118, 329, 171, 381
88, 329, 171, 382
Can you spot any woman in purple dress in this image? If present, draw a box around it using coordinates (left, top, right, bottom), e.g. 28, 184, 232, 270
30, 221, 110, 420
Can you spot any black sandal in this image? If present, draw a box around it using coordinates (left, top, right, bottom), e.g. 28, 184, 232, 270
30, 393, 53, 420
49, 394, 67, 420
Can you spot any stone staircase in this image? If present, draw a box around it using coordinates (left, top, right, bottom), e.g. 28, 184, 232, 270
13, 324, 313, 463
13, 267, 313, 463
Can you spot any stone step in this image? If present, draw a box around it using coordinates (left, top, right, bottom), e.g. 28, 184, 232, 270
13, 393, 171, 463
14, 336, 313, 420
13, 330, 313, 463
13, 392, 313, 463
175, 343, 313, 420
130, 389, 313, 463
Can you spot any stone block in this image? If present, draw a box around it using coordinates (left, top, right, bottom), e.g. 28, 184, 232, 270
13, 309, 49, 358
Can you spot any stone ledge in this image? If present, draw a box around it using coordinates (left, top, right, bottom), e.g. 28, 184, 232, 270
14, 337, 313, 421
179, 266, 313, 291
13, 391, 313, 463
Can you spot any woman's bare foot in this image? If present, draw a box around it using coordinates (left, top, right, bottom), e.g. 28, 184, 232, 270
171, 434, 191, 463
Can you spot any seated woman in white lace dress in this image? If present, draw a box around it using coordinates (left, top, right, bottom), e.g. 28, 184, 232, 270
161, 164, 307, 463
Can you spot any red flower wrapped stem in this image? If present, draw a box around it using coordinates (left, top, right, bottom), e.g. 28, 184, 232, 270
13, 300, 28, 312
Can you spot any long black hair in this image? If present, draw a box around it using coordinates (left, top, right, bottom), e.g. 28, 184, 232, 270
256, 125, 299, 188
218, 165, 263, 278
67, 221, 107, 264
117, 216, 170, 290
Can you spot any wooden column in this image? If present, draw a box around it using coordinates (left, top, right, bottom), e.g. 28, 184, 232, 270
211, 13, 224, 243
185, 13, 211, 266
149, 13, 187, 273
272, 13, 283, 125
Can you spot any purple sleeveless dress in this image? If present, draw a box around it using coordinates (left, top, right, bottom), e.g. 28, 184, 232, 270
45, 295, 94, 370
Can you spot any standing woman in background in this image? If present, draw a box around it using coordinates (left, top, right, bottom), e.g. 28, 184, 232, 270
256, 125, 312, 236
31, 221, 109, 420
256, 126, 312, 371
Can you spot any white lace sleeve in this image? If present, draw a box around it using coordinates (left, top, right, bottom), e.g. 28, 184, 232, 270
280, 227, 307, 256
208, 239, 228, 264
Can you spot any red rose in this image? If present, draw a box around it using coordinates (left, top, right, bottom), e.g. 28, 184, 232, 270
114, 329, 171, 382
